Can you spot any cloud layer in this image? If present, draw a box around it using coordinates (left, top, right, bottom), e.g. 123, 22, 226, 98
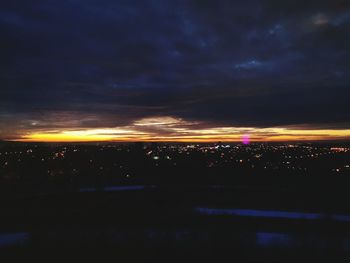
1, 0, 350, 140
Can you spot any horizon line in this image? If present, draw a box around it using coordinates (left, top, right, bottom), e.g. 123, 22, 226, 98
4, 138, 350, 143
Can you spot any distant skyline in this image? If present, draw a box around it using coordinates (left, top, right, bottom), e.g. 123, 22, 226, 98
1, 1, 350, 142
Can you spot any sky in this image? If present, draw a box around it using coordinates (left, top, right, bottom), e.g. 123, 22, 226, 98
1, 0, 350, 142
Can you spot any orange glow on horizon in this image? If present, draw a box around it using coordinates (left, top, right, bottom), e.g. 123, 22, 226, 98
12, 127, 350, 143
5, 116, 350, 142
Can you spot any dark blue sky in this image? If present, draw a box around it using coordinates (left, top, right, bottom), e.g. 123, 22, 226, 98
1, 0, 350, 140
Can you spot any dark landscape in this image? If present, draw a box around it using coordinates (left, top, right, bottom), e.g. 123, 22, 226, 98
1, 141, 350, 261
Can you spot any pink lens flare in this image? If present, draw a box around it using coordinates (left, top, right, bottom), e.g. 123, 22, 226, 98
242, 134, 250, 145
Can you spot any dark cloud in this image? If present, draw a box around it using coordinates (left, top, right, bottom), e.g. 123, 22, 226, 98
1, 0, 350, 138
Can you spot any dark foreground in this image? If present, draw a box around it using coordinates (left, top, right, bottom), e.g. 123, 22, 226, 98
2, 185, 350, 262
1, 142, 350, 261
